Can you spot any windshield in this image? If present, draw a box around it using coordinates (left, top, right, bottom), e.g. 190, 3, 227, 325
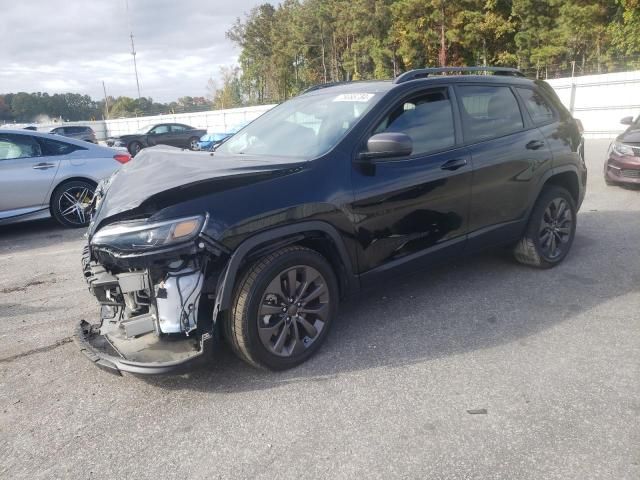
216, 91, 381, 158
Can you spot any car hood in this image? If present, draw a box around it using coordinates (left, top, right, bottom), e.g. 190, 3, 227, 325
619, 125, 640, 144
90, 145, 306, 231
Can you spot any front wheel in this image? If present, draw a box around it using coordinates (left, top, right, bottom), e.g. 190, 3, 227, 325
51, 180, 95, 228
513, 186, 577, 268
128, 141, 143, 156
223, 246, 338, 370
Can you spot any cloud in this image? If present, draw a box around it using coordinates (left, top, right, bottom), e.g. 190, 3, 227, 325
0, 0, 266, 102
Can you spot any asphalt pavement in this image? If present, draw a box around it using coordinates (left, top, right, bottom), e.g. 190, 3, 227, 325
1, 139, 638, 479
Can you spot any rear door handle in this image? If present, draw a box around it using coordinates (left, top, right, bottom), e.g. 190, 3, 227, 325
440, 158, 468, 171
32, 162, 55, 170
526, 140, 545, 150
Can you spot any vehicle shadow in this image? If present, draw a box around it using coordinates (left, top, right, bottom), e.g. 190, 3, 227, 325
139, 209, 639, 394
0, 219, 85, 255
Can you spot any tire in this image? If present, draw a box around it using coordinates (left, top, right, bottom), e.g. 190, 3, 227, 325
513, 186, 577, 268
51, 180, 96, 228
128, 141, 143, 156
223, 246, 338, 370
188, 137, 200, 151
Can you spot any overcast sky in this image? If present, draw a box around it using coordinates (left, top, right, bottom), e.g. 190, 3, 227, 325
0, 0, 266, 102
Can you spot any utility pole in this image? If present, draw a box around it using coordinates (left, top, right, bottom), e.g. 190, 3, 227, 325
102, 81, 109, 119
125, 0, 141, 98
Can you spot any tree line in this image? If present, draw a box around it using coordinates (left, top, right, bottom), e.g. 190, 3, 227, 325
225, 0, 640, 104
0, 92, 214, 124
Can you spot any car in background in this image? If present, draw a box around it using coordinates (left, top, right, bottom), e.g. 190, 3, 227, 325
0, 130, 130, 228
106, 123, 207, 156
50, 125, 98, 144
197, 123, 248, 151
605, 115, 640, 186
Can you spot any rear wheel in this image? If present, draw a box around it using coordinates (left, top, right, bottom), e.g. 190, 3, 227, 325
513, 186, 576, 268
128, 141, 143, 156
51, 180, 95, 228
223, 246, 338, 370
188, 137, 200, 150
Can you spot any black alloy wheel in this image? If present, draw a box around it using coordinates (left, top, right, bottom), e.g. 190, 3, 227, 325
224, 246, 338, 370
513, 185, 576, 268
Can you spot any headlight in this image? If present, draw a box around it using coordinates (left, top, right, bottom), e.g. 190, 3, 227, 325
612, 141, 635, 157
91, 215, 205, 252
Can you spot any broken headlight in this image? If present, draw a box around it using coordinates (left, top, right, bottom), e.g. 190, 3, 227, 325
91, 215, 205, 252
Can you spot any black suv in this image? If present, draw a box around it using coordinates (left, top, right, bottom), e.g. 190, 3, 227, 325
77, 67, 586, 375
50, 125, 98, 143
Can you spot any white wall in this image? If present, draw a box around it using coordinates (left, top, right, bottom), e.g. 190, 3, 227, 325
3, 70, 639, 140
546, 70, 640, 138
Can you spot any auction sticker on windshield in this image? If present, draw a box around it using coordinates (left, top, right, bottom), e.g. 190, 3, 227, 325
333, 93, 375, 102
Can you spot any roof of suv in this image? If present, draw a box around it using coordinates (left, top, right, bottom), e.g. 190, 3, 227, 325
301, 70, 537, 97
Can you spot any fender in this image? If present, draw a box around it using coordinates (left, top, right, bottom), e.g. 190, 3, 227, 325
527, 163, 582, 219
213, 220, 358, 314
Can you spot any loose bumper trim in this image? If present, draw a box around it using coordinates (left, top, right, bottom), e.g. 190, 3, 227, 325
74, 320, 212, 376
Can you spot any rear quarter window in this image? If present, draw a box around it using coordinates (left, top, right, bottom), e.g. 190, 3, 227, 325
517, 88, 555, 125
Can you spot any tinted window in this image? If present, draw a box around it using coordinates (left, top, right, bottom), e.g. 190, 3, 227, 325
50, 127, 63, 134
171, 124, 188, 132
150, 125, 170, 134
374, 89, 455, 156
517, 88, 555, 125
458, 85, 524, 142
0, 134, 42, 160
39, 137, 85, 156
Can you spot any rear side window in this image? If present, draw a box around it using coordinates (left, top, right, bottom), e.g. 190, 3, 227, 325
517, 88, 555, 125
457, 85, 524, 142
374, 88, 455, 156
39, 137, 86, 156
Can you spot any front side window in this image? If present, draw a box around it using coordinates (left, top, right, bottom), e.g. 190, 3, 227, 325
150, 125, 170, 135
373, 89, 455, 156
457, 85, 524, 142
0, 134, 42, 160
517, 88, 555, 125
216, 91, 381, 158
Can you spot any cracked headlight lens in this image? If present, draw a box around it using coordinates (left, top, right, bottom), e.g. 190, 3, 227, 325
91, 215, 205, 252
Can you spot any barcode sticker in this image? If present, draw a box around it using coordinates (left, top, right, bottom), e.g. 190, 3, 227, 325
333, 93, 375, 103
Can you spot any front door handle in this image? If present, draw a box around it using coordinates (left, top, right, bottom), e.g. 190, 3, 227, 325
32, 162, 55, 170
440, 158, 468, 171
526, 140, 545, 150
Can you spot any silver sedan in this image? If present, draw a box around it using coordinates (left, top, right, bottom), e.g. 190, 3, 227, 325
0, 129, 130, 228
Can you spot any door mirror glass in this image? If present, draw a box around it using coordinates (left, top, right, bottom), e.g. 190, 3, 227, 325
362, 132, 412, 160
620, 116, 634, 126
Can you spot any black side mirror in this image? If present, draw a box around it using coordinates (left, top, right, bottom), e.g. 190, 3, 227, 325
360, 132, 412, 160
620, 116, 634, 126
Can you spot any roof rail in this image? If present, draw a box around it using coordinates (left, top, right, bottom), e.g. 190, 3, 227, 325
394, 66, 524, 84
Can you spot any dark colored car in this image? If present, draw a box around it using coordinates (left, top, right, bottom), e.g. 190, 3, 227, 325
106, 123, 207, 156
604, 114, 640, 186
50, 125, 98, 143
77, 66, 586, 375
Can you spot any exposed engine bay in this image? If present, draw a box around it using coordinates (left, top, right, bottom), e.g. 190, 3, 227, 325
78, 238, 224, 374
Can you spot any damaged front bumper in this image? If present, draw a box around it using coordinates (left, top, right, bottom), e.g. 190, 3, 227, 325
77, 232, 227, 375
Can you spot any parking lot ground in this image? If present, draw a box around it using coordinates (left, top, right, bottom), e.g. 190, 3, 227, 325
1, 140, 639, 479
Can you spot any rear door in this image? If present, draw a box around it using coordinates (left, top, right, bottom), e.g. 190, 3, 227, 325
350, 86, 472, 281
0, 133, 61, 219
455, 84, 552, 248
169, 124, 190, 147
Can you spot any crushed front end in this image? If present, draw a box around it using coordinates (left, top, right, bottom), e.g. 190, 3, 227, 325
76, 214, 228, 375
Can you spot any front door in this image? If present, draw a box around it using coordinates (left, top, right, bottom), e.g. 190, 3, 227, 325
0, 133, 61, 220
349, 87, 472, 283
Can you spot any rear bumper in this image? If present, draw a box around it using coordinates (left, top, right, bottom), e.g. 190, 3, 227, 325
74, 320, 213, 376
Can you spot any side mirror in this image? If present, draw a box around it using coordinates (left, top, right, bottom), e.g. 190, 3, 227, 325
620, 116, 634, 126
360, 132, 412, 160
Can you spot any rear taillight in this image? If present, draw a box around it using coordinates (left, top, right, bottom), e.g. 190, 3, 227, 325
114, 153, 131, 164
